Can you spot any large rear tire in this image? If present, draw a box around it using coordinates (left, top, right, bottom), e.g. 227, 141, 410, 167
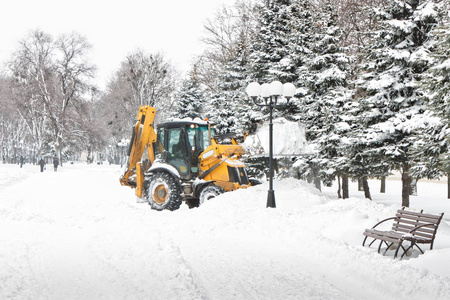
146, 171, 182, 211
199, 185, 224, 205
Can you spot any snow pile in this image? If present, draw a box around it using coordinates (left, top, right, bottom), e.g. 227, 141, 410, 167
243, 118, 314, 155
1, 163, 450, 299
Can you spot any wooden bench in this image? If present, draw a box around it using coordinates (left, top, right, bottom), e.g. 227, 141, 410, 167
362, 207, 444, 259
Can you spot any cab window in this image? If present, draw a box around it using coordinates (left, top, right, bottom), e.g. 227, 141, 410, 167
168, 128, 185, 156
187, 125, 214, 152
156, 128, 165, 154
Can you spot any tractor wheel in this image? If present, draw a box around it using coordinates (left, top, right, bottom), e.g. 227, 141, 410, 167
199, 185, 224, 205
146, 171, 182, 211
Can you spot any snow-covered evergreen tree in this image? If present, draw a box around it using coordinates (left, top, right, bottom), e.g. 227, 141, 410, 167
292, 1, 355, 193
412, 1, 450, 197
205, 93, 238, 135
238, 0, 294, 133
214, 32, 260, 135
248, 0, 302, 83
353, 0, 441, 206
424, 3, 450, 126
171, 72, 205, 120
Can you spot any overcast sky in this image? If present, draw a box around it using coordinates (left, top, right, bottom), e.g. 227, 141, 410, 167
0, 0, 234, 88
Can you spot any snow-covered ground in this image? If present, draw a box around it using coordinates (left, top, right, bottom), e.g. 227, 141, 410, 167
1, 162, 449, 299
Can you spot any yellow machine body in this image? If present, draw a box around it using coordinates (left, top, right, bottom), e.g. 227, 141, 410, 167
120, 105, 252, 209
119, 105, 157, 198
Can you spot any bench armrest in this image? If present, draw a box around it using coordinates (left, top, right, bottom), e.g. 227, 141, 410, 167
408, 223, 436, 234
371, 216, 398, 229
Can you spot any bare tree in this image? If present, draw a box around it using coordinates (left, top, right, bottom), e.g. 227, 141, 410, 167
71, 87, 108, 163
0, 76, 15, 162
195, 0, 257, 92
9, 78, 47, 163
53, 32, 96, 163
121, 50, 177, 108
99, 50, 178, 149
8, 30, 54, 159
8, 29, 96, 163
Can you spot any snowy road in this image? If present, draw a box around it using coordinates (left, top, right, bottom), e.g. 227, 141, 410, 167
1, 163, 450, 299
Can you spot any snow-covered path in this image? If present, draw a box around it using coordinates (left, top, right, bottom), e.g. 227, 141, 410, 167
1, 163, 450, 299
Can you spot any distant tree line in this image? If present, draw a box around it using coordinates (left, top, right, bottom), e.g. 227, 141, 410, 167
0, 0, 448, 204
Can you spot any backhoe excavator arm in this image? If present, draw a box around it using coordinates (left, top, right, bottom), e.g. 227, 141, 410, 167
119, 105, 157, 198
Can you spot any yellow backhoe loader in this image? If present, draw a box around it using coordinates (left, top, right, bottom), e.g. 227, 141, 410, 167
120, 105, 254, 210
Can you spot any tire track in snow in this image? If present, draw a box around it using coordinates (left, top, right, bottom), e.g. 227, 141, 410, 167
84, 226, 208, 299
171, 231, 349, 300
156, 236, 209, 300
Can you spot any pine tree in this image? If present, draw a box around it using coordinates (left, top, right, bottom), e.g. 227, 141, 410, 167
413, 0, 450, 197
215, 32, 260, 135
353, 0, 441, 206
425, 4, 450, 125
248, 0, 301, 83
205, 93, 238, 134
241, 0, 314, 180
171, 72, 205, 120
292, 1, 354, 193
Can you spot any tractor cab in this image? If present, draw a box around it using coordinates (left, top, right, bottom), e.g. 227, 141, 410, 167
156, 120, 215, 180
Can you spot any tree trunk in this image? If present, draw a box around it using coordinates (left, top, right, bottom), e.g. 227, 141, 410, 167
307, 172, 313, 184
409, 178, 418, 196
447, 173, 449, 199
362, 177, 372, 200
57, 136, 64, 167
337, 175, 342, 199
342, 175, 349, 199
311, 166, 321, 191
314, 177, 321, 191
380, 176, 386, 193
401, 165, 410, 207
358, 179, 364, 191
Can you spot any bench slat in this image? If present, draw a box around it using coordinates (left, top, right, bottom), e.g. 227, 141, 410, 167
364, 230, 403, 241
396, 210, 442, 220
396, 215, 439, 223
394, 218, 437, 227
392, 223, 435, 235
364, 234, 402, 245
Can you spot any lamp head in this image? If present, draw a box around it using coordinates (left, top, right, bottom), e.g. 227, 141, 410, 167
246, 82, 261, 98
269, 81, 283, 96
260, 83, 271, 98
282, 83, 296, 99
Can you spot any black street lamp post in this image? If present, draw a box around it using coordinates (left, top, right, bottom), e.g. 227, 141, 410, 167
246, 81, 296, 208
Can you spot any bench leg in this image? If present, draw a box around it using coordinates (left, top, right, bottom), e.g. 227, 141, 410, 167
413, 243, 424, 254
394, 239, 407, 259
363, 236, 379, 248
378, 240, 384, 254
401, 241, 415, 259
379, 240, 394, 255
362, 236, 368, 246
394, 242, 401, 259
383, 242, 400, 256
368, 238, 377, 247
